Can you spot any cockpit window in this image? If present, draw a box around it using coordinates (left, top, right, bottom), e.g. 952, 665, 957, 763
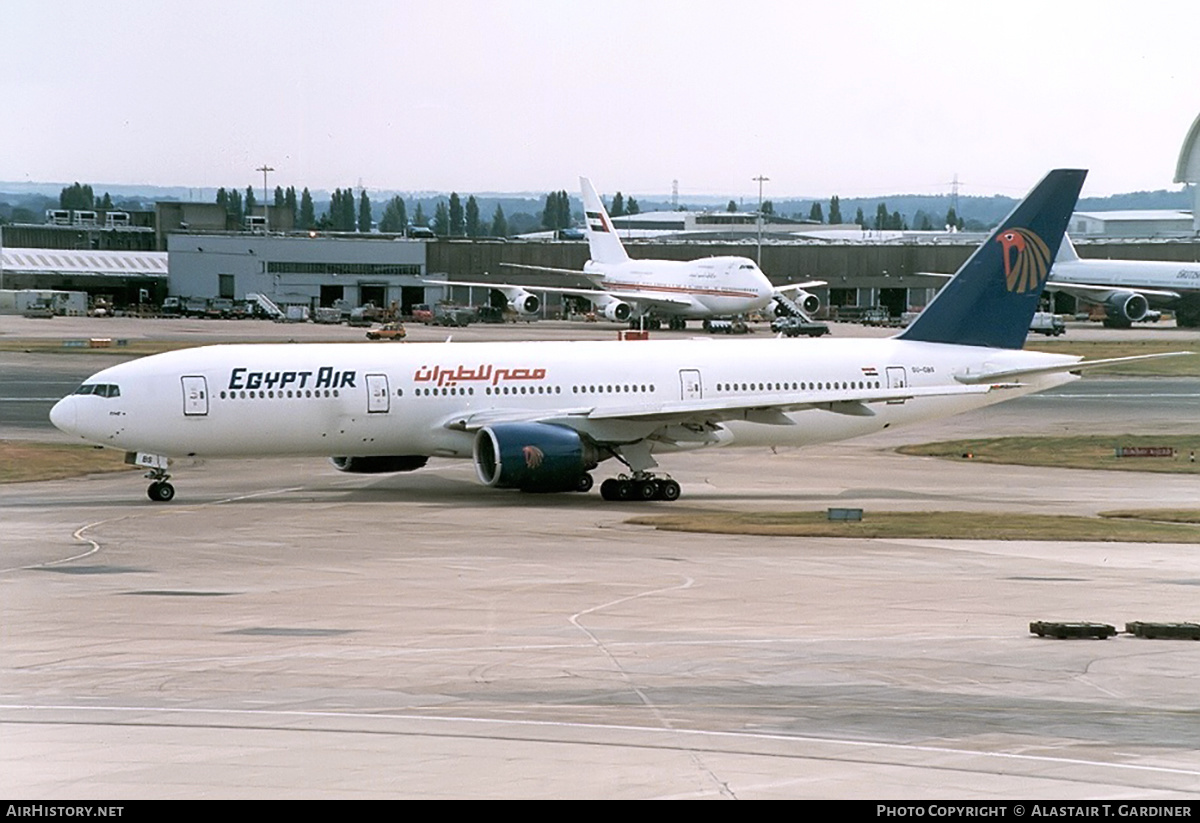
75, 383, 120, 398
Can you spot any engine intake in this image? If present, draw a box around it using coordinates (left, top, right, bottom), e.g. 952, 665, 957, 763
508, 290, 540, 316
1106, 291, 1150, 324
797, 290, 820, 314
330, 455, 429, 473
602, 301, 632, 322
473, 423, 599, 492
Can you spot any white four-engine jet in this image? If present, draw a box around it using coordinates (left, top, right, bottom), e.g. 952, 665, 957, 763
430, 176, 824, 329
51, 169, 1182, 503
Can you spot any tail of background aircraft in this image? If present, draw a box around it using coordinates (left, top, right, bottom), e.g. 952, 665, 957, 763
1055, 232, 1080, 263
900, 168, 1086, 350
580, 176, 631, 265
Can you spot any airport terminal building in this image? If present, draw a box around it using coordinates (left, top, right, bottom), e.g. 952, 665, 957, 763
166, 234, 429, 313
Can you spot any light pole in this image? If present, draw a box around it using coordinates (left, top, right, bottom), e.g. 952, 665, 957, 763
752, 174, 769, 266
257, 165, 274, 230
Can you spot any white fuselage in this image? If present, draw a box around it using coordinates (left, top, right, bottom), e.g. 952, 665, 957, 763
583, 256, 775, 317
1051, 258, 1200, 294
50, 338, 1078, 463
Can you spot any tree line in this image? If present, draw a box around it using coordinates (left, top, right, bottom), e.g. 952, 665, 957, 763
59, 182, 114, 211
209, 184, 513, 237
52, 181, 980, 237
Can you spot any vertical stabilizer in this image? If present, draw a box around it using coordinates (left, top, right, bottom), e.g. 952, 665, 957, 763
900, 169, 1086, 349
1056, 232, 1080, 263
580, 177, 630, 265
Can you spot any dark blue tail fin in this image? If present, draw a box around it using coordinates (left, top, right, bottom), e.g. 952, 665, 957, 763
900, 168, 1086, 349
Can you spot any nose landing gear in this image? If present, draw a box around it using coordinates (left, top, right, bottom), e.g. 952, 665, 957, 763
144, 468, 175, 502
147, 480, 176, 502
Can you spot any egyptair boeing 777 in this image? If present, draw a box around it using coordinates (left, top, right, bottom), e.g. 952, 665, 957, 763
431, 176, 824, 329
50, 169, 1184, 503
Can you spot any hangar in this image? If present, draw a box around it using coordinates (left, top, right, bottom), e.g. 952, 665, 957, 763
1070, 210, 1194, 238
0, 246, 167, 306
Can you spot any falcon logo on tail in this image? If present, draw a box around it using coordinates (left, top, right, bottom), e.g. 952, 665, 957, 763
997, 228, 1051, 294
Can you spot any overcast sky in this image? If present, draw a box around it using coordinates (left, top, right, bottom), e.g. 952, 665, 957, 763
4, 0, 1199, 201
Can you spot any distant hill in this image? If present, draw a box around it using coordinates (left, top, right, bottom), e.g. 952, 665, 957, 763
1076, 189, 1192, 211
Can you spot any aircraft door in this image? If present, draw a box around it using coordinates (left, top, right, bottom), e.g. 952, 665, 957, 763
181, 376, 209, 416
366, 373, 390, 413
679, 369, 703, 401
886, 366, 907, 389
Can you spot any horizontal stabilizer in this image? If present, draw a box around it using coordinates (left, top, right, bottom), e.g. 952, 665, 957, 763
954, 351, 1192, 384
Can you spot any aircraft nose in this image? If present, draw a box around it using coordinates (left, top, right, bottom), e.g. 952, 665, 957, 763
49, 396, 77, 434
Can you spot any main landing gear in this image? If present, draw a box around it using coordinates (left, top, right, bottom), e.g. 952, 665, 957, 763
598, 473, 681, 502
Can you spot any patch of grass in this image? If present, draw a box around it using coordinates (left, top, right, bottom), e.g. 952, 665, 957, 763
0, 441, 135, 484
1026, 340, 1200, 376
898, 435, 1200, 474
1100, 509, 1200, 524
629, 509, 1200, 543
0, 338, 378, 356
0, 340, 194, 357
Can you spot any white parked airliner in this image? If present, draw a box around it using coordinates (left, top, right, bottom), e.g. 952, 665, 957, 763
431, 176, 824, 329
1045, 234, 1200, 328
50, 169, 1181, 503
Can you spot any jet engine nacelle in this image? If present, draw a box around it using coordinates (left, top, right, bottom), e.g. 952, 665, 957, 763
330, 455, 429, 473
601, 301, 632, 322
771, 290, 821, 317
473, 423, 599, 492
1105, 291, 1150, 324
507, 289, 540, 316
795, 290, 821, 315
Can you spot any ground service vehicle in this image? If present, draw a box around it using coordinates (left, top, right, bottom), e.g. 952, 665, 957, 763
365, 323, 407, 341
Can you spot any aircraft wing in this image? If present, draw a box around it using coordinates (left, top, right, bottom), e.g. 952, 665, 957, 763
441, 406, 594, 431
499, 262, 592, 277
584, 382, 1001, 424
425, 278, 548, 292
918, 271, 1182, 303
774, 280, 827, 292
602, 290, 694, 308
428, 278, 600, 298
1043, 281, 1182, 302
441, 350, 1189, 442
430, 279, 693, 309
441, 382, 1006, 437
